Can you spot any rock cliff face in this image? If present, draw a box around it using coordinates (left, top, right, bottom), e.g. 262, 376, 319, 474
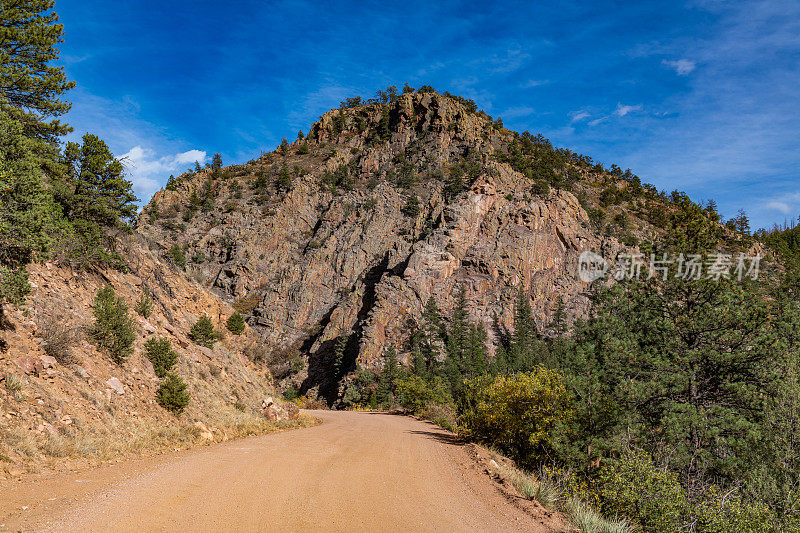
139, 91, 653, 401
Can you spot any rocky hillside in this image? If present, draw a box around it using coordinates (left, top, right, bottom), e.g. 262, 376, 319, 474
0, 230, 306, 477
139, 90, 669, 403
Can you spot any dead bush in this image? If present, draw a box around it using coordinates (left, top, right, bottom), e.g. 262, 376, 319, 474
39, 316, 81, 364
244, 341, 269, 363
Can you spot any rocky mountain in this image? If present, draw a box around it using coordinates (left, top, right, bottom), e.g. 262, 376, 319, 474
139, 90, 665, 403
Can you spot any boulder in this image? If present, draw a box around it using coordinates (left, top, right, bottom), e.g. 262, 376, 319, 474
193, 421, 214, 441
261, 397, 299, 421
39, 354, 58, 369
106, 377, 125, 395
14, 356, 43, 375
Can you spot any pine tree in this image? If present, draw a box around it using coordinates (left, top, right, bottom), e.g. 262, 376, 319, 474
551, 297, 567, 337
0, 0, 75, 153
465, 323, 489, 377
0, 102, 58, 322
443, 286, 470, 390
333, 333, 347, 374
189, 315, 218, 349
91, 285, 135, 363
275, 164, 292, 192
410, 335, 428, 379
61, 134, 137, 229
377, 346, 398, 405
226, 312, 245, 334
565, 198, 775, 488
0, 102, 57, 269
506, 289, 548, 371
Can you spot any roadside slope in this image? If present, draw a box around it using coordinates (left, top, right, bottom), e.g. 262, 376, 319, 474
0, 411, 565, 532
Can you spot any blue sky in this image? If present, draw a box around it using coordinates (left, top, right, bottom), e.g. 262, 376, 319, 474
58, 0, 799, 230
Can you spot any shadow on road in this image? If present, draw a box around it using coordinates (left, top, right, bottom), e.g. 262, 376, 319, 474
408, 429, 465, 446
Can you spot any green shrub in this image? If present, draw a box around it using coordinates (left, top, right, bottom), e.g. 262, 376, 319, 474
395, 375, 452, 413
401, 196, 421, 218
297, 142, 309, 155
156, 373, 190, 414
91, 285, 135, 363
167, 244, 186, 269
282, 386, 299, 401
419, 403, 459, 432
189, 315, 218, 349
144, 337, 178, 378
531, 180, 550, 196
135, 286, 153, 318
459, 369, 571, 464
226, 312, 245, 334
693, 486, 776, 533
597, 449, 688, 532
0, 265, 30, 309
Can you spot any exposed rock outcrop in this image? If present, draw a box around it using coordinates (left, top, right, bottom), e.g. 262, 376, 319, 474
138, 91, 653, 402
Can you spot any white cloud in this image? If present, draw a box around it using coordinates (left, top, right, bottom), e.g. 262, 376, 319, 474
500, 105, 535, 119
570, 110, 591, 122
121, 146, 207, 201
662, 58, 697, 75
766, 200, 792, 214
615, 103, 642, 117
522, 79, 549, 88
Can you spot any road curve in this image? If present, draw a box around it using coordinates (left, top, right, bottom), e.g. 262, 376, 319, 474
1, 411, 551, 532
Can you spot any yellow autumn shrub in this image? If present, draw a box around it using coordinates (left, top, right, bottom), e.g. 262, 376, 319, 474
460, 369, 572, 463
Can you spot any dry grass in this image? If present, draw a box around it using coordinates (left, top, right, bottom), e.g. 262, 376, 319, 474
2, 429, 38, 457
1, 407, 319, 471
483, 448, 631, 533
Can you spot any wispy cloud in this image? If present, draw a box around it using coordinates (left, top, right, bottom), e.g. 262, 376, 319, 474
522, 79, 549, 88
615, 103, 642, 117
583, 103, 641, 126
570, 110, 591, 122
500, 105, 535, 119
121, 147, 207, 200
662, 58, 696, 75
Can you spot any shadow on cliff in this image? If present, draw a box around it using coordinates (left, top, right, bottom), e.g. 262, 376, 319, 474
301, 251, 391, 406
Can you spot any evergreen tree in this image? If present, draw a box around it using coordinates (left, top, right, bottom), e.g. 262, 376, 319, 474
0, 0, 75, 153
333, 333, 347, 374
189, 315, 218, 349
0, 101, 58, 269
564, 198, 775, 491
91, 285, 135, 363
410, 335, 428, 379
144, 337, 178, 378
156, 372, 190, 414
505, 289, 548, 371
226, 312, 245, 334
443, 286, 470, 390
465, 322, 489, 377
210, 153, 223, 173
418, 296, 445, 375
0, 99, 59, 321
60, 133, 137, 228
275, 164, 292, 192
376, 346, 398, 405
551, 297, 567, 337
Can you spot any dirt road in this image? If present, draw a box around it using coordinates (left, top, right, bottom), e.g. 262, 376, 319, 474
0, 411, 556, 532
